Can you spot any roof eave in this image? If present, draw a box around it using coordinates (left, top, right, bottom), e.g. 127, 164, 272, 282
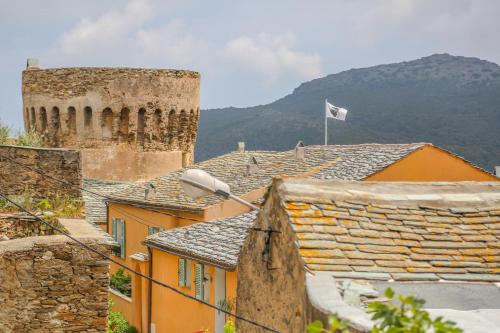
106, 197, 204, 214
143, 240, 237, 271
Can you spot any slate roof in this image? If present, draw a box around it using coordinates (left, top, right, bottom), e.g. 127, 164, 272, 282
278, 179, 500, 282
110, 143, 428, 211
143, 211, 258, 270
82, 179, 137, 225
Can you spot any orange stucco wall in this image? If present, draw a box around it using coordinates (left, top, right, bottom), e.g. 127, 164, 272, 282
150, 249, 238, 333
365, 145, 498, 181
107, 203, 203, 273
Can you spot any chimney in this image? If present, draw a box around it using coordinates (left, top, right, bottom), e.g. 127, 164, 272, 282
237, 142, 245, 152
246, 156, 259, 176
295, 141, 305, 159
26, 58, 40, 70
496, 166, 500, 177
144, 183, 156, 200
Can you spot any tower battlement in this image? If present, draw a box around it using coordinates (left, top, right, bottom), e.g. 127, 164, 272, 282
22, 66, 200, 164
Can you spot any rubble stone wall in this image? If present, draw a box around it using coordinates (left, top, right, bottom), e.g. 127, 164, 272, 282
236, 184, 315, 333
22, 67, 200, 165
0, 213, 62, 240
0, 235, 110, 333
0, 145, 81, 199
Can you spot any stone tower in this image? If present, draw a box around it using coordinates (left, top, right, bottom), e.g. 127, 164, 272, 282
22, 62, 200, 168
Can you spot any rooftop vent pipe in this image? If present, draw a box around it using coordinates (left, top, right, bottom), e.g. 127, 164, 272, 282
295, 141, 305, 159
496, 166, 500, 177
237, 142, 245, 152
26, 58, 40, 70
246, 156, 259, 176
145, 182, 156, 200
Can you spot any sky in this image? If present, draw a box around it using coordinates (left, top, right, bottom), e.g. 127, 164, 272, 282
1, 0, 500, 131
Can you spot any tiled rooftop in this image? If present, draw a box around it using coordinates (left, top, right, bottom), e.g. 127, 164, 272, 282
82, 179, 137, 225
110, 143, 427, 210
278, 179, 500, 282
143, 211, 258, 270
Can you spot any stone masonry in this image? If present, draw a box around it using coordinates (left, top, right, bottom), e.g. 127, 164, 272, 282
22, 67, 200, 165
0, 217, 114, 333
0, 145, 81, 200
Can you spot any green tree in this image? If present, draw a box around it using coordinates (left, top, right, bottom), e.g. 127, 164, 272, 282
307, 289, 462, 333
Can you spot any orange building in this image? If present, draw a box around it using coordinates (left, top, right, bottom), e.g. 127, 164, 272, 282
102, 143, 497, 333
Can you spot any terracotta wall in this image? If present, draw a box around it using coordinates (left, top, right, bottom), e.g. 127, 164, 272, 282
365, 145, 498, 181
149, 249, 238, 333
0, 145, 81, 199
81, 148, 183, 181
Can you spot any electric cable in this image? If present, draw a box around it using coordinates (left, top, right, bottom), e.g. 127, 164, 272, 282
0, 191, 282, 333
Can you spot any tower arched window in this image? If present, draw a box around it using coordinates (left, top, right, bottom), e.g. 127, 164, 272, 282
153, 109, 162, 140
40, 107, 48, 132
84, 107, 93, 136
137, 108, 146, 146
167, 109, 177, 146
67, 107, 77, 135
30, 107, 36, 130
119, 108, 130, 141
101, 108, 113, 139
178, 110, 188, 148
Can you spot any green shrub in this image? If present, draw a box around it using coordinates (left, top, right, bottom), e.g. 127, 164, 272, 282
224, 319, 236, 333
307, 288, 463, 333
110, 268, 132, 297
107, 300, 129, 333
16, 129, 43, 147
0, 121, 10, 144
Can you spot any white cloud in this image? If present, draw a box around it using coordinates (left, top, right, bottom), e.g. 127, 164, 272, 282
59, 0, 152, 55
136, 19, 214, 68
224, 33, 322, 82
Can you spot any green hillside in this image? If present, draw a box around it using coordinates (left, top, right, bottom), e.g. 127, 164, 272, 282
196, 54, 500, 172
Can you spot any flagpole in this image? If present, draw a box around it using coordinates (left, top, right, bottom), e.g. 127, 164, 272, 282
324, 99, 328, 145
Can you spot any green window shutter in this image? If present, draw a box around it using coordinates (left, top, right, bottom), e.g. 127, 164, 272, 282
178, 258, 186, 287
118, 219, 126, 259
111, 218, 119, 256
111, 217, 117, 241
185, 260, 191, 288
195, 263, 203, 300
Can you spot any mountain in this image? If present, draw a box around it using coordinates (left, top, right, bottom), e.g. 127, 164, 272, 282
196, 54, 500, 172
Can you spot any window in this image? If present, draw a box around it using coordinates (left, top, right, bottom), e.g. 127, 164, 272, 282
195, 262, 209, 301
111, 218, 126, 258
147, 226, 162, 235
178, 258, 191, 288
84, 106, 93, 136
137, 108, 145, 146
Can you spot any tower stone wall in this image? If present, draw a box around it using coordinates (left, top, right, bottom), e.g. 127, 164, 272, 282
22, 67, 200, 165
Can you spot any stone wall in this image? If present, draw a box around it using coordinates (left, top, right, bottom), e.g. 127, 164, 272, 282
22, 67, 200, 164
0, 145, 81, 199
0, 218, 113, 333
0, 213, 62, 240
236, 184, 316, 333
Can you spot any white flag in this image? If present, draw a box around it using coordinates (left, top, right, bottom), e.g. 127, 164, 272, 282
325, 101, 348, 121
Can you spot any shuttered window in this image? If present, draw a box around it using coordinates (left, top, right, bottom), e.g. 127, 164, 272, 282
178, 258, 186, 287
195, 263, 204, 300
178, 258, 192, 288
111, 218, 126, 258
147, 226, 162, 235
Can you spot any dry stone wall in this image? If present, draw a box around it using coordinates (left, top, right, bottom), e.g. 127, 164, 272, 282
0, 213, 61, 240
0, 219, 112, 333
22, 67, 200, 164
0, 145, 81, 199
236, 185, 315, 333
